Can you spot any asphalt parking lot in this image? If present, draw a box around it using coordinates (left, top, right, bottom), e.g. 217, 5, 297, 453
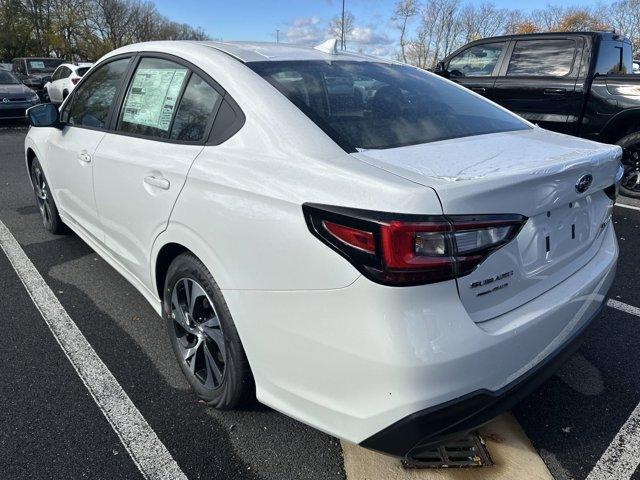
1, 120, 640, 480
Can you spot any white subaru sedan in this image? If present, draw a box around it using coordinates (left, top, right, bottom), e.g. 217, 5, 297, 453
24, 40, 620, 461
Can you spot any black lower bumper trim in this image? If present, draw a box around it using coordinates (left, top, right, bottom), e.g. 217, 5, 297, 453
360, 302, 604, 458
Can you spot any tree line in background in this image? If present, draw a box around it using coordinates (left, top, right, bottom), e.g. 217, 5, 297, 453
391, 0, 640, 69
0, 0, 208, 62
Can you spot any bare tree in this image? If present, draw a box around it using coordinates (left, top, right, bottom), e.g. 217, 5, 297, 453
393, 0, 419, 63
328, 10, 355, 50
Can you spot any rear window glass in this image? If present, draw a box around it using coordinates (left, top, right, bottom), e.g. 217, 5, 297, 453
249, 61, 528, 150
507, 40, 576, 77
77, 67, 91, 77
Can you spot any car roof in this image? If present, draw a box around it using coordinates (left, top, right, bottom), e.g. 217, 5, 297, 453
463, 31, 630, 45
127, 40, 395, 64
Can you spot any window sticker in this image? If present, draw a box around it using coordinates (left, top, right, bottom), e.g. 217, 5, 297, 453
122, 68, 188, 131
29, 61, 45, 69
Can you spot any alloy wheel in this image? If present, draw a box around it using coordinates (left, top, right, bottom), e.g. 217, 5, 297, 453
170, 278, 226, 389
32, 166, 52, 228
621, 144, 640, 194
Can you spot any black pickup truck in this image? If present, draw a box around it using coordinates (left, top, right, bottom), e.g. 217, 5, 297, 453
436, 31, 640, 197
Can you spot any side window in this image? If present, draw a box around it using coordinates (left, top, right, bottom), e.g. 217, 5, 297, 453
61, 66, 71, 78
51, 67, 61, 81
170, 73, 222, 141
507, 39, 577, 77
65, 57, 130, 129
117, 57, 189, 139
448, 43, 505, 77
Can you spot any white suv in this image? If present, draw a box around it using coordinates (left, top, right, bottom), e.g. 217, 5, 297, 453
44, 62, 93, 104
24, 40, 620, 462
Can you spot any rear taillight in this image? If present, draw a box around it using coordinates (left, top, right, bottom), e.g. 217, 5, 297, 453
303, 204, 526, 287
71, 77, 80, 85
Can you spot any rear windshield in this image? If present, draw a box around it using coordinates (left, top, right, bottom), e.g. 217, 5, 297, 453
76, 67, 91, 77
249, 60, 529, 150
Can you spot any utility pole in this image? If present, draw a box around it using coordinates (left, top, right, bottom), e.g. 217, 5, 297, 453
341, 0, 346, 50
276, 29, 280, 43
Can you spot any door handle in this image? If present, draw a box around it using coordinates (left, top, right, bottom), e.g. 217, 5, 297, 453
77, 152, 91, 163
544, 88, 566, 95
471, 87, 487, 93
144, 175, 170, 190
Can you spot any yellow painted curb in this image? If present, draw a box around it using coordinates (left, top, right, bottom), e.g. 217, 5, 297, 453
341, 413, 552, 480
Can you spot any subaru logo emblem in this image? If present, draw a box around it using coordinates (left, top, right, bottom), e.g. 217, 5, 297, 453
1, 98, 8, 103
575, 174, 593, 194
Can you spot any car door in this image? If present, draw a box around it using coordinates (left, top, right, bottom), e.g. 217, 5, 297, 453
92, 56, 223, 286
48, 66, 63, 103
491, 37, 584, 135
56, 66, 71, 101
47, 56, 133, 243
445, 42, 507, 99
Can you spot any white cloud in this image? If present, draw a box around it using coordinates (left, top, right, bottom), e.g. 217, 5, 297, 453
281, 15, 396, 59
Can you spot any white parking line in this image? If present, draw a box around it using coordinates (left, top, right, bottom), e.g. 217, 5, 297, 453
586, 298, 640, 480
607, 299, 640, 317
586, 401, 640, 480
0, 219, 187, 480
615, 203, 640, 212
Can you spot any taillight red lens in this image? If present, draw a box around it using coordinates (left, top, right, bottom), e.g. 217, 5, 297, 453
322, 220, 376, 254
71, 77, 80, 85
303, 204, 526, 287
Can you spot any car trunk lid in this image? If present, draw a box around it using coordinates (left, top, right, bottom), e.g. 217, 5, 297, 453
353, 128, 621, 322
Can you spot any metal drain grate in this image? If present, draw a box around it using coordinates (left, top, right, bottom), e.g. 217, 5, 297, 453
402, 432, 493, 468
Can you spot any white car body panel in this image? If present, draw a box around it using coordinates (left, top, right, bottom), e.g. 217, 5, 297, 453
24, 40, 621, 456
93, 133, 204, 290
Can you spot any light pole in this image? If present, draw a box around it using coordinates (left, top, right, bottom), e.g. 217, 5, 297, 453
341, 0, 345, 50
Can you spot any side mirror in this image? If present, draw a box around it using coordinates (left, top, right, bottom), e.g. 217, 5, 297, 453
435, 61, 450, 78
27, 103, 61, 128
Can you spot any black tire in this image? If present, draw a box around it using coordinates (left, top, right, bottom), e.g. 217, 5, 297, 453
163, 252, 254, 409
616, 132, 640, 198
30, 157, 67, 234
62, 90, 68, 100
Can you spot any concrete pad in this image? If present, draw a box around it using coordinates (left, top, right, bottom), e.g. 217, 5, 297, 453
342, 413, 552, 480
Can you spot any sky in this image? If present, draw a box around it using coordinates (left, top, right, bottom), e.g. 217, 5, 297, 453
154, 0, 602, 57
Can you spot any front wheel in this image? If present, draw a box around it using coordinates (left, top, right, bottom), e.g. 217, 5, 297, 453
617, 132, 640, 198
30, 157, 67, 234
163, 253, 254, 409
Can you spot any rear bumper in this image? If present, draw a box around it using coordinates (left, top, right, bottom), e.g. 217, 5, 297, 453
223, 221, 617, 458
360, 300, 603, 458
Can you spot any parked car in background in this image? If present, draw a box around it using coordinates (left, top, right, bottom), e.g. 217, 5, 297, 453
0, 70, 40, 120
0, 63, 11, 71
436, 31, 640, 197
633, 60, 640, 74
44, 62, 93, 104
24, 40, 620, 464
12, 57, 65, 100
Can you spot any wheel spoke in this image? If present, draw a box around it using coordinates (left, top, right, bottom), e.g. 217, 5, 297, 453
182, 279, 192, 312
189, 281, 207, 315
203, 346, 222, 387
184, 338, 202, 374
202, 320, 226, 358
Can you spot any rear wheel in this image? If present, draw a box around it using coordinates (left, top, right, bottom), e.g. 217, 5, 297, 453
617, 132, 640, 198
163, 253, 254, 408
30, 157, 67, 234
